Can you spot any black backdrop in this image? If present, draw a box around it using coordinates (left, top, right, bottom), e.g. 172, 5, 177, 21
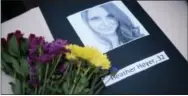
39, 0, 188, 94
2, 0, 188, 94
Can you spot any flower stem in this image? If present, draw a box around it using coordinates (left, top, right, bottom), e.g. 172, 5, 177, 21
88, 70, 94, 80
22, 79, 25, 94
41, 54, 62, 94
77, 66, 93, 94
94, 85, 104, 95
94, 80, 103, 90
69, 63, 81, 94
34, 87, 37, 94
48, 54, 62, 79
40, 63, 49, 94
91, 76, 99, 91
79, 71, 95, 93
59, 64, 69, 83
84, 67, 91, 76
13, 72, 16, 80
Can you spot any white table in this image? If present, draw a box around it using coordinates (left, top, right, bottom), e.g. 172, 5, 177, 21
1, 1, 187, 94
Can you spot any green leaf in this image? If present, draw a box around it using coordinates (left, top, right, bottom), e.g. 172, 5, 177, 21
9, 79, 22, 94
11, 58, 22, 76
2, 52, 13, 63
2, 52, 22, 76
12, 60, 22, 76
15, 79, 22, 94
1, 59, 13, 76
8, 35, 20, 57
19, 58, 29, 76
9, 82, 15, 94
20, 38, 29, 56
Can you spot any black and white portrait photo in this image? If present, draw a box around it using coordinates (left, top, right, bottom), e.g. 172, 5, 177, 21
67, 1, 149, 53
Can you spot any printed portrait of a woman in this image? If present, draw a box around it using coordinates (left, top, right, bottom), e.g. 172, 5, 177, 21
67, 1, 149, 53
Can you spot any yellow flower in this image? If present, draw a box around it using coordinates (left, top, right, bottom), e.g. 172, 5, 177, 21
65, 44, 111, 69
66, 53, 77, 60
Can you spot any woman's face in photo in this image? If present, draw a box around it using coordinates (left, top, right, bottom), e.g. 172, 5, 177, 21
87, 7, 119, 35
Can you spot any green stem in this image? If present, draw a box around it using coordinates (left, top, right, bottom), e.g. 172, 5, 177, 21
69, 63, 81, 94
94, 85, 104, 95
41, 54, 62, 94
37, 68, 42, 94
91, 76, 99, 91
13, 72, 16, 80
78, 66, 93, 94
84, 67, 91, 76
79, 72, 95, 93
50, 81, 53, 86
88, 70, 94, 80
40, 63, 49, 94
48, 54, 62, 79
79, 87, 85, 94
69, 82, 76, 94
59, 64, 69, 83
94, 80, 103, 90
22, 79, 25, 94
34, 88, 37, 95
79, 68, 94, 93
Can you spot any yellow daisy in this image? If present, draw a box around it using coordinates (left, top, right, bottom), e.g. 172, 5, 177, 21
65, 44, 111, 69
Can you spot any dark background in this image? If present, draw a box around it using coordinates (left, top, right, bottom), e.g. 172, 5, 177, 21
1, 0, 188, 23
39, 0, 188, 94
1, 0, 188, 95
1, 0, 39, 23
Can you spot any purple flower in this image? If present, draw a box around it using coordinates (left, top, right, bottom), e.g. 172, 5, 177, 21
27, 55, 39, 66
27, 34, 69, 87
29, 64, 37, 76
28, 35, 69, 62
27, 58, 39, 87
46, 39, 68, 55
27, 57, 33, 65
38, 54, 52, 63
27, 56, 37, 75
28, 34, 48, 62
29, 34, 45, 54
28, 75, 39, 88
54, 39, 68, 48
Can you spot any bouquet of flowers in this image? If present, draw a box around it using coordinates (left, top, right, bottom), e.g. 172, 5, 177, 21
1, 30, 117, 95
